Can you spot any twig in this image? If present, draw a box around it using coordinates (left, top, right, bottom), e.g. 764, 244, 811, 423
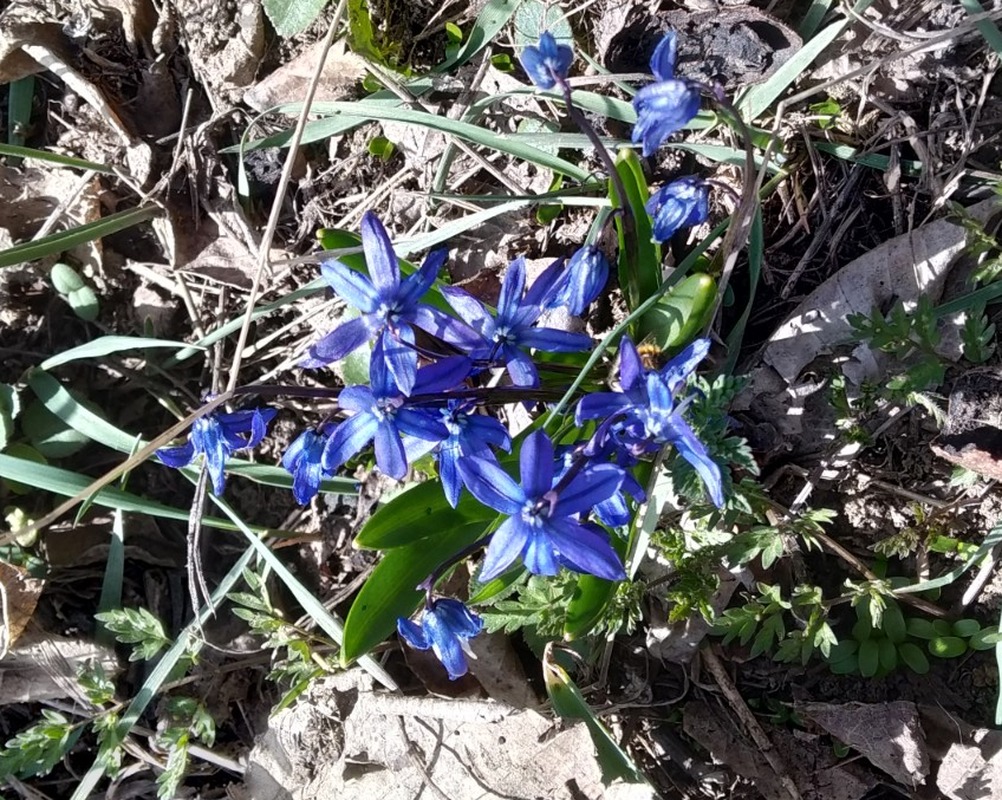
701, 645, 801, 800
225, 0, 348, 395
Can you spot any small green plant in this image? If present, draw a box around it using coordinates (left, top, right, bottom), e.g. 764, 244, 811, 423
94, 606, 172, 661
827, 598, 1002, 677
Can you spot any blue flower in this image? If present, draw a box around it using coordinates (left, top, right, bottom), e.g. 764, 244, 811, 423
576, 337, 724, 507
303, 211, 474, 395
435, 401, 511, 508
457, 431, 626, 581
397, 598, 483, 680
282, 426, 335, 505
647, 177, 710, 242
321, 339, 470, 480
632, 31, 701, 157
547, 245, 610, 315
441, 256, 592, 386
519, 31, 573, 90
157, 407, 277, 496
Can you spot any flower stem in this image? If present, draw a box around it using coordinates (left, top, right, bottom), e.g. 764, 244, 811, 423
555, 78, 640, 309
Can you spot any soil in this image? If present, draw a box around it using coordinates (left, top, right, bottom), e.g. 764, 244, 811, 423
3, 0, 1002, 798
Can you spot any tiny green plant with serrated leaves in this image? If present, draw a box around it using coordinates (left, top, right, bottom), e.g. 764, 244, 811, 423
95, 606, 172, 661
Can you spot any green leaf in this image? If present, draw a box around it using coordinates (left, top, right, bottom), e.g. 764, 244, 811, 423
611, 148, 659, 311
878, 638, 898, 671
262, 0, 328, 37
905, 617, 937, 640
94, 607, 170, 661
354, 479, 495, 549
434, 0, 520, 74
39, 335, 204, 370
564, 574, 617, 640
896, 522, 1002, 594
928, 636, 967, 658
898, 642, 930, 674
636, 273, 717, 354
0, 143, 112, 173
881, 602, 907, 644
858, 638, 879, 677
970, 628, 1002, 650
544, 655, 648, 786
0, 206, 159, 270
952, 618, 982, 638
346, 0, 389, 63
341, 522, 487, 664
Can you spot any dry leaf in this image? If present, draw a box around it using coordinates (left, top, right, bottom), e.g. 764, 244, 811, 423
798, 700, 929, 788
0, 560, 44, 655
243, 39, 366, 113
761, 198, 1002, 384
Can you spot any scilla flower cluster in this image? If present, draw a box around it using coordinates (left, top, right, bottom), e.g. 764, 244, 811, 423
157, 30, 728, 681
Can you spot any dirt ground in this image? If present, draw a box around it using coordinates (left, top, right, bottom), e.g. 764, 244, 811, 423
3, 0, 1002, 798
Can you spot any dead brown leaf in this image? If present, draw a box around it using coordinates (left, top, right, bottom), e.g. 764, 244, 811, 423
798, 700, 929, 788
0, 560, 44, 655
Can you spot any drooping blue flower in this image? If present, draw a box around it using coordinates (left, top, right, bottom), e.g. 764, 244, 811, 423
457, 431, 627, 581
321, 339, 470, 480
441, 256, 592, 386
576, 336, 724, 507
519, 31, 573, 90
435, 401, 511, 508
647, 177, 710, 242
157, 406, 277, 496
632, 31, 701, 158
397, 598, 483, 680
547, 245, 610, 315
282, 426, 336, 505
303, 211, 475, 395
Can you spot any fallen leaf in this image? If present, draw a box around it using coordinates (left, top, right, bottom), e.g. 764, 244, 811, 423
799, 700, 929, 788
761, 198, 1002, 385
921, 705, 1002, 800
0, 559, 44, 655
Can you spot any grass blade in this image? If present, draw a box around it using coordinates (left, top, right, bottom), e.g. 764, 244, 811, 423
40, 336, 204, 370
0, 206, 160, 269
0, 143, 112, 173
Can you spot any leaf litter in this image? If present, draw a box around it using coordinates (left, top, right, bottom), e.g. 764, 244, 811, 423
3, 0, 1002, 798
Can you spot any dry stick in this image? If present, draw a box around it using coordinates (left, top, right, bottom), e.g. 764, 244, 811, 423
225, 0, 348, 395
701, 645, 802, 800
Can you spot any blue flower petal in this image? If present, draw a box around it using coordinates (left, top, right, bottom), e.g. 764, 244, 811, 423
519, 31, 573, 90
519, 327, 592, 353
647, 176, 710, 242
433, 598, 484, 639
410, 305, 486, 351
374, 418, 408, 479
398, 248, 446, 308
322, 412, 379, 471
632, 81, 701, 157
396, 408, 449, 442
552, 464, 623, 517
156, 441, 195, 468
665, 416, 725, 508
360, 211, 400, 296
302, 316, 375, 368
338, 385, 376, 414
438, 444, 462, 507
412, 355, 472, 395
423, 606, 472, 680
381, 326, 418, 396
505, 348, 538, 387
440, 287, 495, 340
522, 526, 560, 576
519, 430, 554, 499
660, 337, 710, 394
457, 455, 526, 515
497, 257, 527, 324
321, 259, 380, 312
397, 617, 430, 650
480, 515, 531, 581
618, 336, 644, 392
548, 518, 626, 580
650, 30, 678, 82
